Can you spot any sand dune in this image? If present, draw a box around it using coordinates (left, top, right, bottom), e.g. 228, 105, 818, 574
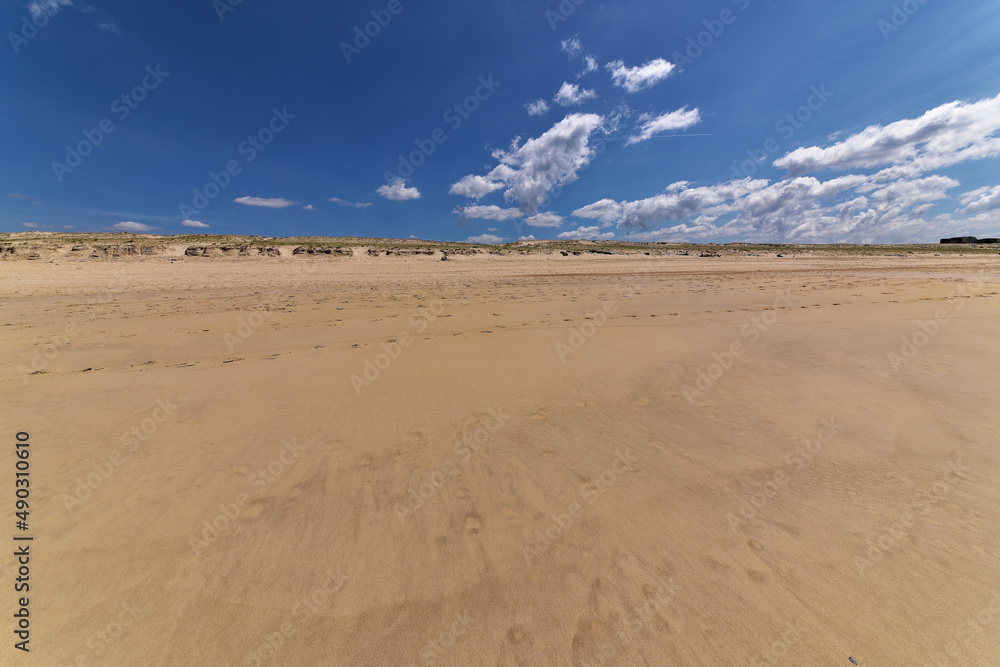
2, 251, 999, 665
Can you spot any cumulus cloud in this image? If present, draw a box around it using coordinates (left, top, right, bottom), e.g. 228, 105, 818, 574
554, 82, 597, 107
558, 225, 615, 240
302, 204, 315, 211
455, 205, 523, 222
113, 221, 152, 232
377, 177, 421, 201
449, 175, 505, 200
580, 55, 598, 76
234, 196, 296, 208
524, 212, 564, 228
450, 113, 604, 214
329, 197, 373, 209
574, 173, 970, 243
95, 19, 120, 35
526, 99, 550, 117
606, 59, 675, 93
519, 235, 536, 241
571, 199, 623, 224
182, 220, 209, 228
28, 0, 75, 20
557, 92, 1000, 243
959, 185, 1000, 213
627, 107, 702, 145
775, 92, 1000, 177
561, 37, 582, 57
466, 234, 505, 244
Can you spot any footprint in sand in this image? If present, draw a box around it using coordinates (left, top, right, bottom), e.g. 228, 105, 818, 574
464, 514, 483, 535
507, 625, 527, 644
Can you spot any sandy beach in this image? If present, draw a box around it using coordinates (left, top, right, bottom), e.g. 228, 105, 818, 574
2, 247, 999, 666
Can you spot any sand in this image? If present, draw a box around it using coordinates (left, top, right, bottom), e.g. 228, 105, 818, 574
1, 250, 999, 666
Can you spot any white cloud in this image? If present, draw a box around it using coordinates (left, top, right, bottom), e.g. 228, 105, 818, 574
95, 19, 120, 35
775, 92, 1000, 177
466, 234, 505, 244
377, 177, 421, 201
606, 59, 675, 93
571, 199, 623, 224
524, 212, 564, 228
455, 205, 523, 222
554, 82, 597, 107
526, 99, 550, 117
451, 113, 604, 214
8, 193, 39, 204
627, 107, 702, 145
580, 55, 598, 76
960, 185, 1000, 213
20, 222, 38, 229
558, 92, 1000, 243
28, 0, 74, 20
113, 221, 152, 232
558, 225, 615, 240
449, 175, 505, 200
561, 37, 582, 57
519, 235, 536, 241
329, 197, 373, 209
303, 204, 315, 211
234, 196, 296, 208
182, 220, 209, 228
575, 173, 971, 243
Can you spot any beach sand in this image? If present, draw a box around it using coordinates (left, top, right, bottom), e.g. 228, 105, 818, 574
2, 251, 998, 665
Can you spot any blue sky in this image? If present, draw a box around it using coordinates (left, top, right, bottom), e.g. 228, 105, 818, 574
3, 0, 1000, 243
